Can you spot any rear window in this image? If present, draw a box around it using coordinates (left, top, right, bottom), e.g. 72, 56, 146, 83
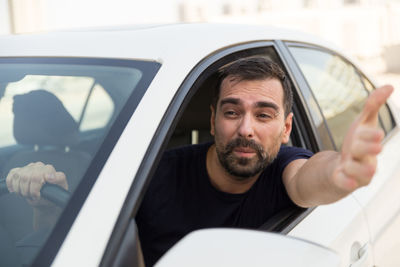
0, 58, 160, 267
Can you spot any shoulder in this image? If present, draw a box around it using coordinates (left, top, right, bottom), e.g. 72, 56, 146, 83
277, 145, 314, 160
266, 146, 313, 176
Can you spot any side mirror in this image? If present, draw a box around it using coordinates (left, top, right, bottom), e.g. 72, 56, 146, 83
156, 228, 340, 267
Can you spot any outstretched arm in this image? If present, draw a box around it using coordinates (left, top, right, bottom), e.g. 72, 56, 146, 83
283, 85, 394, 208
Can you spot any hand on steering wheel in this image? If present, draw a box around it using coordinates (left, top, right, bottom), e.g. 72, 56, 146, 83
0, 162, 70, 208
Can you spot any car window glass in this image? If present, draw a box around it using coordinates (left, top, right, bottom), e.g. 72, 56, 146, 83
361, 76, 395, 134
0, 59, 159, 267
289, 46, 368, 149
2, 75, 113, 146
79, 84, 114, 131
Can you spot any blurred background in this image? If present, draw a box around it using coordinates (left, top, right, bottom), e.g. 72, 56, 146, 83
0, 0, 399, 98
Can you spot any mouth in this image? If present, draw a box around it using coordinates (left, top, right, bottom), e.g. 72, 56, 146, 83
233, 147, 257, 158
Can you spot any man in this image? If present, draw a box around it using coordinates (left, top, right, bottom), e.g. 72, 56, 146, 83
6, 57, 394, 266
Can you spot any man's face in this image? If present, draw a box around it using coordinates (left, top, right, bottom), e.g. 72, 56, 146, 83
210, 76, 292, 179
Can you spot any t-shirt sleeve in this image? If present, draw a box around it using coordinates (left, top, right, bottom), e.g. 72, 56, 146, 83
276, 146, 313, 176
273, 146, 313, 208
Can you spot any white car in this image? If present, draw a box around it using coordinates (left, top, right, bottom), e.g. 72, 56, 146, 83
0, 24, 399, 267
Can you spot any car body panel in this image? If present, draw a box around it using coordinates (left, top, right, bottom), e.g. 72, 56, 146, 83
156, 229, 340, 267
288, 195, 373, 266
0, 23, 398, 267
352, 128, 400, 266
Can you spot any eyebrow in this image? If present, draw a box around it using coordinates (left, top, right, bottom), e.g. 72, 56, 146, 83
220, 97, 279, 112
254, 101, 279, 111
219, 97, 240, 107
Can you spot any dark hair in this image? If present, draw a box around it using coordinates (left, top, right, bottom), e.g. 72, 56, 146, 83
212, 57, 293, 117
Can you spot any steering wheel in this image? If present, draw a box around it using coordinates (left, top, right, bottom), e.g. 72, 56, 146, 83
0, 179, 70, 208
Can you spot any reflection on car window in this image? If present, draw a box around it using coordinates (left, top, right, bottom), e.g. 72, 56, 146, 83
290, 46, 369, 149
0, 58, 159, 267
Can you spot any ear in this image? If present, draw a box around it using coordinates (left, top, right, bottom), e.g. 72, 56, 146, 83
210, 105, 216, 136
281, 112, 293, 144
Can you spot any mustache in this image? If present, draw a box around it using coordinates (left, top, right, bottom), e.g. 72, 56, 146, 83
225, 138, 264, 158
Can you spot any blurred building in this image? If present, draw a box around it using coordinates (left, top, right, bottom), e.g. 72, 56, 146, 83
179, 0, 400, 60
1, 0, 399, 70
0, 0, 11, 34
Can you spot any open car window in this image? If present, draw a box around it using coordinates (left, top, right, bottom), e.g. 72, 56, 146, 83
0, 58, 160, 267
127, 44, 313, 265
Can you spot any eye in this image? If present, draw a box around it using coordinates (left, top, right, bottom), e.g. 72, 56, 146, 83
256, 111, 277, 121
257, 113, 272, 119
224, 110, 239, 118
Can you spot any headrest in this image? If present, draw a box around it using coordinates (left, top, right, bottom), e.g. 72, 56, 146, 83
13, 90, 79, 146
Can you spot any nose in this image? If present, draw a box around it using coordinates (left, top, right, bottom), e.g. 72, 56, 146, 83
237, 114, 254, 138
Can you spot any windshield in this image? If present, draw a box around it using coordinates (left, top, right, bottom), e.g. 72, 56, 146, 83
0, 58, 160, 267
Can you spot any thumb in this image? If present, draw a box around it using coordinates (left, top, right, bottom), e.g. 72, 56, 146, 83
45, 172, 68, 190
360, 85, 393, 126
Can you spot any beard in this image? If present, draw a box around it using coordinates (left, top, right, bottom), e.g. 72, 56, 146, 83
215, 136, 280, 180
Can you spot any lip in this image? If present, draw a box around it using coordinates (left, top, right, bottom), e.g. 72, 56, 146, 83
233, 147, 256, 157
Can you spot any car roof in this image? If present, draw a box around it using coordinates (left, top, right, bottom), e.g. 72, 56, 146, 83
0, 23, 341, 61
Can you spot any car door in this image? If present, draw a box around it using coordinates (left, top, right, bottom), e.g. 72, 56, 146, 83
282, 42, 375, 267
350, 76, 400, 267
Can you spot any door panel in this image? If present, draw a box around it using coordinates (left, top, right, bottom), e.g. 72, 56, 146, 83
352, 130, 400, 267
288, 196, 372, 267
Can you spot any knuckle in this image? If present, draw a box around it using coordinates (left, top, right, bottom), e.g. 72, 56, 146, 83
7, 168, 19, 179
44, 164, 56, 172
350, 140, 361, 154
11, 171, 20, 180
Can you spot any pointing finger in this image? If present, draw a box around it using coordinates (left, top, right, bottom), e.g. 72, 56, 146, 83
361, 85, 393, 126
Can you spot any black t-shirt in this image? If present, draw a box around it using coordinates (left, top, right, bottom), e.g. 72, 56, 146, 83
136, 142, 313, 266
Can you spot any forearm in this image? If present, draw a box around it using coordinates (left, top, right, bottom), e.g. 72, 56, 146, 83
285, 151, 348, 208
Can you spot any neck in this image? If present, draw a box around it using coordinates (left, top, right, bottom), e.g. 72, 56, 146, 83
206, 144, 260, 194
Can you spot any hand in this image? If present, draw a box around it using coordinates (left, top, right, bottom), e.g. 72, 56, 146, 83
6, 162, 68, 207
333, 85, 394, 193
